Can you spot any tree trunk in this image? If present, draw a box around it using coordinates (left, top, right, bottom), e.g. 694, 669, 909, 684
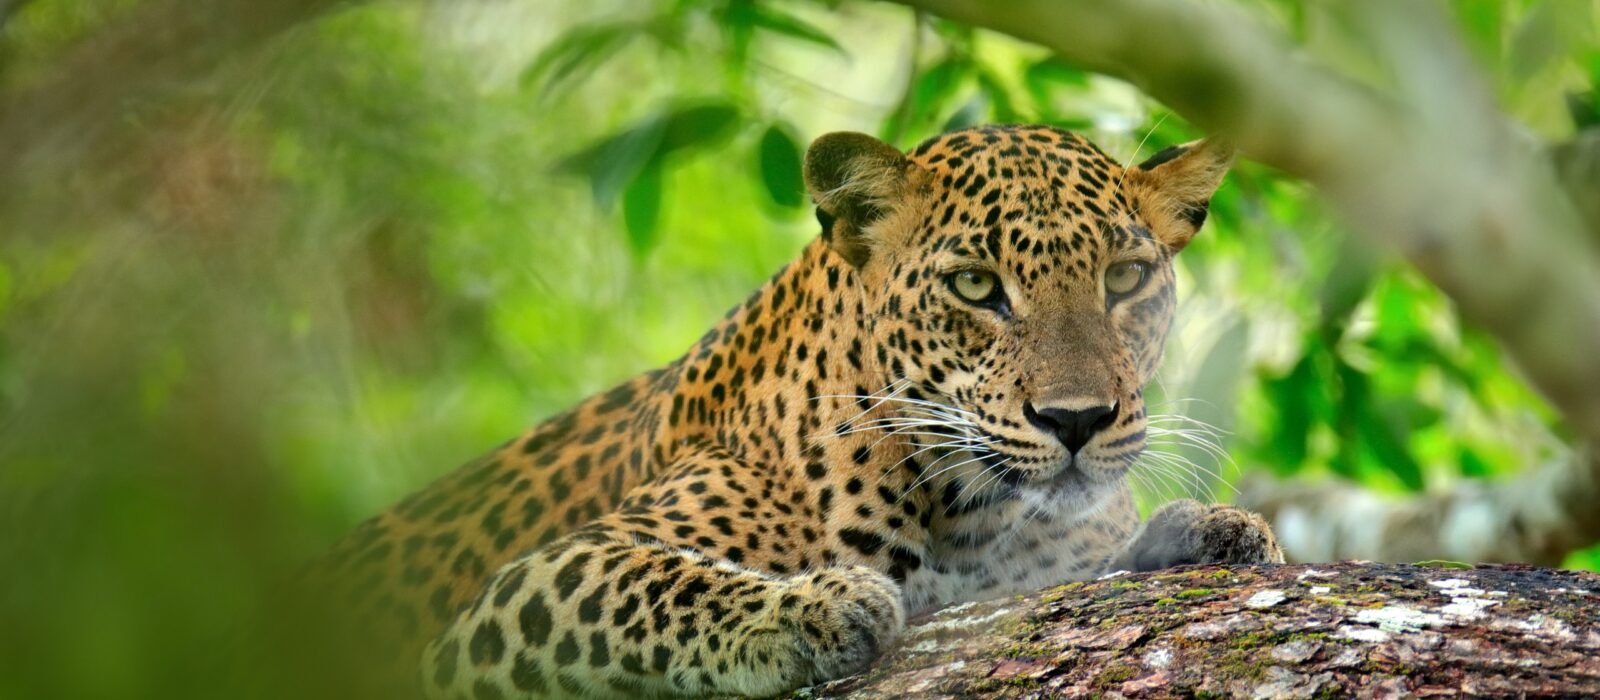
814, 562, 1600, 698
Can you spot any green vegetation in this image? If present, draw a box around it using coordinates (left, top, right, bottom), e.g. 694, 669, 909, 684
0, 1, 1596, 698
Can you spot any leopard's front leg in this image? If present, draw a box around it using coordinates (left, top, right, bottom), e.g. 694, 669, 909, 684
1110, 499, 1285, 573
421, 510, 902, 699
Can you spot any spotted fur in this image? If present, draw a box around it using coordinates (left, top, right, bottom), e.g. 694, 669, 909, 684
312, 124, 1283, 698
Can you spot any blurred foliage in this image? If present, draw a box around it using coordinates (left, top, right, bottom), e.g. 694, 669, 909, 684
0, 0, 1596, 697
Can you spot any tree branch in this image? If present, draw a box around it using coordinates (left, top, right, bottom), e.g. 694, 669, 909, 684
818, 562, 1600, 697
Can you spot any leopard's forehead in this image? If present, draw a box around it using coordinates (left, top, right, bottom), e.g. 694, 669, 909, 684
902, 125, 1141, 263
908, 124, 1126, 185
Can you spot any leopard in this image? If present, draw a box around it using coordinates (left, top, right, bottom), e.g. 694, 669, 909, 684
309, 123, 1284, 699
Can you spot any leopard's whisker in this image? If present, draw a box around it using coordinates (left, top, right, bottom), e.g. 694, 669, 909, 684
814, 379, 915, 427
859, 430, 988, 455
1145, 412, 1233, 442
1145, 439, 1231, 478
1134, 454, 1206, 500
905, 449, 988, 492
830, 418, 972, 438
1145, 432, 1235, 480
823, 412, 977, 437
945, 453, 1017, 514
1136, 447, 1234, 497
1146, 417, 1238, 476
905, 448, 997, 496
1113, 110, 1170, 196
1126, 465, 1173, 501
879, 436, 988, 478
839, 394, 981, 419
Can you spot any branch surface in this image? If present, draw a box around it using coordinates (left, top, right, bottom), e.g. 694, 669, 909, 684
817, 562, 1600, 697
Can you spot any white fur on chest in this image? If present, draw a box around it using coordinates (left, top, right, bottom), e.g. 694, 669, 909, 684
900, 481, 1135, 615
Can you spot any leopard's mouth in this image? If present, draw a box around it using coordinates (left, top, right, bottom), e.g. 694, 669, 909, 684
972, 448, 1086, 490
1026, 450, 1133, 492
1045, 459, 1093, 490
982, 451, 1030, 486
923, 418, 1123, 493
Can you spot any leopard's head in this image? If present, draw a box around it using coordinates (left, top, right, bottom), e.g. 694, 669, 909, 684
804, 124, 1230, 500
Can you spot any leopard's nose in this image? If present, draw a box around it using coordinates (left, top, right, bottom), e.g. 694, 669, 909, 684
1023, 401, 1119, 454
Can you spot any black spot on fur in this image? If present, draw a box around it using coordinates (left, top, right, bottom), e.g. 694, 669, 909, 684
519, 593, 553, 647
839, 528, 886, 556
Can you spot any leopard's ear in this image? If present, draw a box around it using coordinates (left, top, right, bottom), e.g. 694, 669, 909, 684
804, 132, 924, 267
1126, 136, 1233, 252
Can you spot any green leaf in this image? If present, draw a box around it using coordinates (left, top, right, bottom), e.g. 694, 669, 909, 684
976, 68, 1019, 122
556, 102, 739, 208
556, 119, 667, 210
757, 122, 805, 208
1335, 360, 1424, 491
1317, 237, 1378, 331
942, 95, 986, 132
1507, 0, 1566, 81
749, 5, 845, 54
1023, 56, 1089, 112
718, 0, 756, 76
622, 162, 663, 258
1262, 350, 1318, 472
1564, 545, 1600, 571
930, 17, 975, 49
1567, 91, 1598, 129
1355, 406, 1425, 491
1450, 0, 1505, 68
1282, 0, 1308, 42
519, 20, 646, 100
1458, 447, 1494, 478
656, 103, 741, 157
1188, 318, 1251, 433
881, 56, 969, 143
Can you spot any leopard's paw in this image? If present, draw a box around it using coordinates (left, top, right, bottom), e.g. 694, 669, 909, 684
1125, 499, 1283, 571
1193, 504, 1284, 566
777, 566, 904, 683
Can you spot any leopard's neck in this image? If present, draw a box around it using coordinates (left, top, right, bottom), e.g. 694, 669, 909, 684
654, 237, 902, 472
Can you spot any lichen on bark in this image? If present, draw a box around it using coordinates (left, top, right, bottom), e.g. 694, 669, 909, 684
808, 562, 1600, 698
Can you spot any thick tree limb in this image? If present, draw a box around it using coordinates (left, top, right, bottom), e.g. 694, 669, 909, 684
818, 562, 1600, 697
887, 0, 1600, 446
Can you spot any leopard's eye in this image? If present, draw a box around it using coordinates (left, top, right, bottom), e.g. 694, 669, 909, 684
1105, 261, 1150, 297
949, 269, 1000, 303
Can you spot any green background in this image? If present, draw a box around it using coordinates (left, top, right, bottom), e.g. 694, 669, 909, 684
0, 0, 1594, 697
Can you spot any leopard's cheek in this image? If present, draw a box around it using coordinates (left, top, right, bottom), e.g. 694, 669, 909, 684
933, 308, 997, 392
1116, 270, 1176, 382
872, 281, 966, 392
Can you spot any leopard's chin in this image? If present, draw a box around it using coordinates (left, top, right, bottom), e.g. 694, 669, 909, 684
1030, 452, 1131, 492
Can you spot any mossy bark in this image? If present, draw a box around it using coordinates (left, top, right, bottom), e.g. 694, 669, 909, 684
809, 562, 1600, 698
